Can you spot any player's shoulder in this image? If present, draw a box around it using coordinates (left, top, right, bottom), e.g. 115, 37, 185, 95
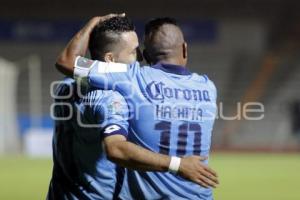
81, 89, 128, 119
127, 61, 142, 76
194, 73, 217, 101
83, 89, 125, 106
192, 73, 216, 90
55, 77, 75, 97
102, 90, 126, 105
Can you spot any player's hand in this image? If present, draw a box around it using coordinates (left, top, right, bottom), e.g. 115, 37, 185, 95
178, 156, 219, 188
85, 13, 126, 31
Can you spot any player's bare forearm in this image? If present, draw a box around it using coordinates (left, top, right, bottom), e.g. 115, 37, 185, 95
55, 14, 125, 76
105, 135, 170, 172
104, 135, 219, 188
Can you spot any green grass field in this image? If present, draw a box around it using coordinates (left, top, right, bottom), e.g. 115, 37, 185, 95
0, 153, 299, 200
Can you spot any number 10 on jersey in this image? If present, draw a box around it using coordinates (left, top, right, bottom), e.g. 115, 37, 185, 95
155, 121, 202, 156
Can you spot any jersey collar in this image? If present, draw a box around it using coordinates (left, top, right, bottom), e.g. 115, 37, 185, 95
151, 63, 191, 75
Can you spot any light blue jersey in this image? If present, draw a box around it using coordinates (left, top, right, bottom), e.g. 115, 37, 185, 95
76, 57, 217, 200
47, 77, 129, 200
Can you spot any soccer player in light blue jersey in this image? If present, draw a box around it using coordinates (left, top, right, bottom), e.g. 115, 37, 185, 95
49, 15, 217, 200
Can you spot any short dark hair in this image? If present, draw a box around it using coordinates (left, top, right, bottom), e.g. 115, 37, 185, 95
89, 16, 135, 60
144, 17, 178, 36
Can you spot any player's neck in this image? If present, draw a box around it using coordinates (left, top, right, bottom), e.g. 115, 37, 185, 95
157, 58, 186, 68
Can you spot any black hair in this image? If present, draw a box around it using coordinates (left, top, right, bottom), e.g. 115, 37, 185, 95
144, 17, 178, 36
89, 16, 135, 60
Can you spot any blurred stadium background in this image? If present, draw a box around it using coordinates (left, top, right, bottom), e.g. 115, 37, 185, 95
0, 0, 299, 199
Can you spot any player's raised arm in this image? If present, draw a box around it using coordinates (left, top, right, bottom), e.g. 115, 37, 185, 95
55, 14, 125, 76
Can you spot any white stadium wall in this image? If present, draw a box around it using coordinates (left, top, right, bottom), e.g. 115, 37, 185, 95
0, 58, 20, 154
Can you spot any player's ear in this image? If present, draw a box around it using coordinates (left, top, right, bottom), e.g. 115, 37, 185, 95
143, 50, 151, 65
104, 52, 115, 62
182, 42, 187, 59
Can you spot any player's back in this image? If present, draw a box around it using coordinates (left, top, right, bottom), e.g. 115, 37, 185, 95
48, 78, 127, 200
86, 60, 217, 199
123, 64, 217, 199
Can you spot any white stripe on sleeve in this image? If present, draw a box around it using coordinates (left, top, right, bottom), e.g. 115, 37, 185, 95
97, 62, 128, 73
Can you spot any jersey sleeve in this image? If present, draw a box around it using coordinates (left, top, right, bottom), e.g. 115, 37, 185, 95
203, 74, 217, 103
74, 56, 140, 91
208, 79, 217, 103
89, 91, 130, 138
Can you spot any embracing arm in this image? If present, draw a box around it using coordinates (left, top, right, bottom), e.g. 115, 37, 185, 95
104, 135, 170, 172
104, 134, 219, 188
